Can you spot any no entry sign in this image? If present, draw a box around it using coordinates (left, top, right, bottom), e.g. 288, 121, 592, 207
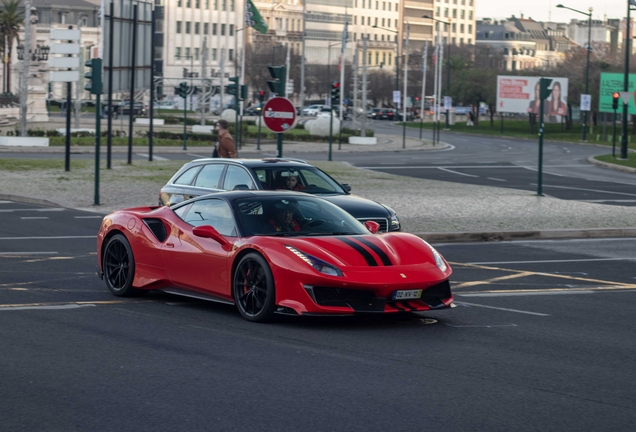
262, 97, 296, 133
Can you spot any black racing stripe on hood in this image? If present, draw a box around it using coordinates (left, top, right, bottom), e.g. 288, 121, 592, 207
339, 238, 378, 266
352, 236, 393, 266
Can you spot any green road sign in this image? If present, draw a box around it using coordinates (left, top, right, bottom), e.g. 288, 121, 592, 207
599, 72, 636, 114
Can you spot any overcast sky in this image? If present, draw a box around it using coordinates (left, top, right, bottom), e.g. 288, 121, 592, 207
476, 0, 629, 22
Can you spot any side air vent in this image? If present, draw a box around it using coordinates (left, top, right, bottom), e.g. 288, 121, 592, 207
142, 218, 168, 242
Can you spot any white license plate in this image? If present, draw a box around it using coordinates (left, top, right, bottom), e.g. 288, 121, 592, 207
392, 289, 422, 300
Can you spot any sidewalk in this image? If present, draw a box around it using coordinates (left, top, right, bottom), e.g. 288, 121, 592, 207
0, 133, 442, 154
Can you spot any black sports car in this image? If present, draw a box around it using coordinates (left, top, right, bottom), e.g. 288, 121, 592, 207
159, 158, 401, 232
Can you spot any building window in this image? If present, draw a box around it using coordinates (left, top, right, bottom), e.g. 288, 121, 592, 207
221, 24, 226, 35
468, 24, 472, 33
468, 38, 472, 44
222, 0, 226, 10
204, 23, 209, 34
186, 0, 191, 7
452, 23, 456, 32
444, 8, 448, 17
229, 49, 234, 61
395, 19, 397, 27
195, 22, 200, 34
368, 52, 372, 64
177, 0, 182, 6
185, 47, 190, 59
186, 22, 191, 33
176, 21, 182, 33
176, 47, 181, 59
469, 11, 472, 19
375, 52, 379, 64
460, 24, 464, 33
212, 23, 217, 35
452, 9, 457, 18
195, 47, 199, 60
230, 0, 234, 11
214, 0, 218, 9
230, 24, 234, 35
452, 37, 456, 44
388, 52, 391, 66
212, 48, 217, 60
382, 18, 385, 27
469, 0, 473, 5
196, 0, 200, 7
375, 17, 378, 26
382, 52, 386, 64
436, 6, 440, 17
461, 9, 465, 19
205, 0, 209, 8
460, 38, 464, 45
374, 34, 377, 40
376, 1, 378, 9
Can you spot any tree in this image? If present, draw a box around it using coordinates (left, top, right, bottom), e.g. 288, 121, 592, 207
0, 0, 24, 94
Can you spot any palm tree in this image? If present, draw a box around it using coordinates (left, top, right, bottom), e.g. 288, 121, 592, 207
0, 0, 24, 94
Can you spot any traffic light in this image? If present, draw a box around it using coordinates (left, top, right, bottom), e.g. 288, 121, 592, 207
226, 76, 239, 96
177, 82, 189, 99
331, 82, 340, 107
240, 84, 248, 101
84, 58, 102, 95
539, 78, 553, 100
258, 91, 265, 102
267, 65, 286, 96
612, 92, 620, 110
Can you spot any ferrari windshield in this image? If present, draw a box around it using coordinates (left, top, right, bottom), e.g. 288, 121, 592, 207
233, 196, 369, 237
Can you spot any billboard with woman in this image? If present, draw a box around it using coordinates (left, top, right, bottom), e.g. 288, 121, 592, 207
497, 76, 569, 122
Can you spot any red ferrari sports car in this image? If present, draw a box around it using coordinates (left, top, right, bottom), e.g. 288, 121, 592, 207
97, 191, 453, 322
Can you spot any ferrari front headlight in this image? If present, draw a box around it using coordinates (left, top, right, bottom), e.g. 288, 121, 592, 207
286, 246, 343, 277
421, 240, 447, 272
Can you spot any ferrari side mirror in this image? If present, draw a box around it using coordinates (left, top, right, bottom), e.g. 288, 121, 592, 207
364, 220, 380, 234
192, 225, 231, 249
341, 183, 352, 192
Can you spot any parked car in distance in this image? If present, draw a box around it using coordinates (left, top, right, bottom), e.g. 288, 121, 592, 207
316, 106, 337, 118
159, 158, 401, 233
453, 106, 472, 115
302, 104, 326, 116
153, 101, 176, 110
244, 102, 265, 116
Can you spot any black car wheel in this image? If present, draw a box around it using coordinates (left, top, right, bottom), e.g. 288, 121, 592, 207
103, 234, 145, 297
233, 253, 276, 322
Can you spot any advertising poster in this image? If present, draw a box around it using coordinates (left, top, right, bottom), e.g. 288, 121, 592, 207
496, 76, 569, 121
598, 72, 636, 114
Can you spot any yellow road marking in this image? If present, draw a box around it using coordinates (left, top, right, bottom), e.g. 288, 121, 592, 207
0, 300, 153, 309
454, 272, 535, 289
449, 262, 632, 288
459, 285, 636, 295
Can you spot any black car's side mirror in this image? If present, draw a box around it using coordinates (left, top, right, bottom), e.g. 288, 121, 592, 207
341, 183, 352, 193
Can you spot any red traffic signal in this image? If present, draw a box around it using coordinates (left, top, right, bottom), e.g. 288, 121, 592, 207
332, 82, 340, 89
612, 92, 620, 110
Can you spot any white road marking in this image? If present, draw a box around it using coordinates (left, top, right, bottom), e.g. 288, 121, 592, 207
0, 251, 58, 255
446, 323, 518, 328
0, 304, 96, 311
438, 167, 479, 177
530, 183, 636, 197
458, 291, 594, 297
0, 208, 65, 213
0, 235, 95, 240
487, 177, 506, 182
136, 153, 168, 161
20, 217, 49, 220
467, 257, 636, 265
580, 199, 636, 203
187, 153, 210, 158
0, 200, 14, 204
454, 301, 550, 316
357, 164, 594, 169
74, 215, 103, 219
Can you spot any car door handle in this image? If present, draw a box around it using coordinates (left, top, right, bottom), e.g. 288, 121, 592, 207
165, 243, 174, 248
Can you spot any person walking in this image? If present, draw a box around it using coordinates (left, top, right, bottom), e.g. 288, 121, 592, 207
214, 119, 237, 158
466, 110, 474, 127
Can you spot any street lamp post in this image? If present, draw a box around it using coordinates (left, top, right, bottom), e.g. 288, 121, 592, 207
423, 16, 451, 129
556, 4, 592, 142
372, 25, 400, 92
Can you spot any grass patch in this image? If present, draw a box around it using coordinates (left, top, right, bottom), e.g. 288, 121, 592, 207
595, 153, 636, 169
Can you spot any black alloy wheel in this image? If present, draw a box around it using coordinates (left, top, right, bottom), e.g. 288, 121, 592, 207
103, 234, 144, 297
233, 253, 276, 322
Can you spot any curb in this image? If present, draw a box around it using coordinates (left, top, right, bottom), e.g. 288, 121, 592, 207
4, 193, 636, 243
587, 156, 636, 174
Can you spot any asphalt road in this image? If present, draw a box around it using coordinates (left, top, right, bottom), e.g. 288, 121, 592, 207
2, 199, 635, 430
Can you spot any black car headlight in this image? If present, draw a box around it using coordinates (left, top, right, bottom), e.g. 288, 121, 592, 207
286, 246, 343, 277
384, 205, 401, 231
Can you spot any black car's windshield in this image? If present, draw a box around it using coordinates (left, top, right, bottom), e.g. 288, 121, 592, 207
252, 166, 346, 195
233, 196, 369, 237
